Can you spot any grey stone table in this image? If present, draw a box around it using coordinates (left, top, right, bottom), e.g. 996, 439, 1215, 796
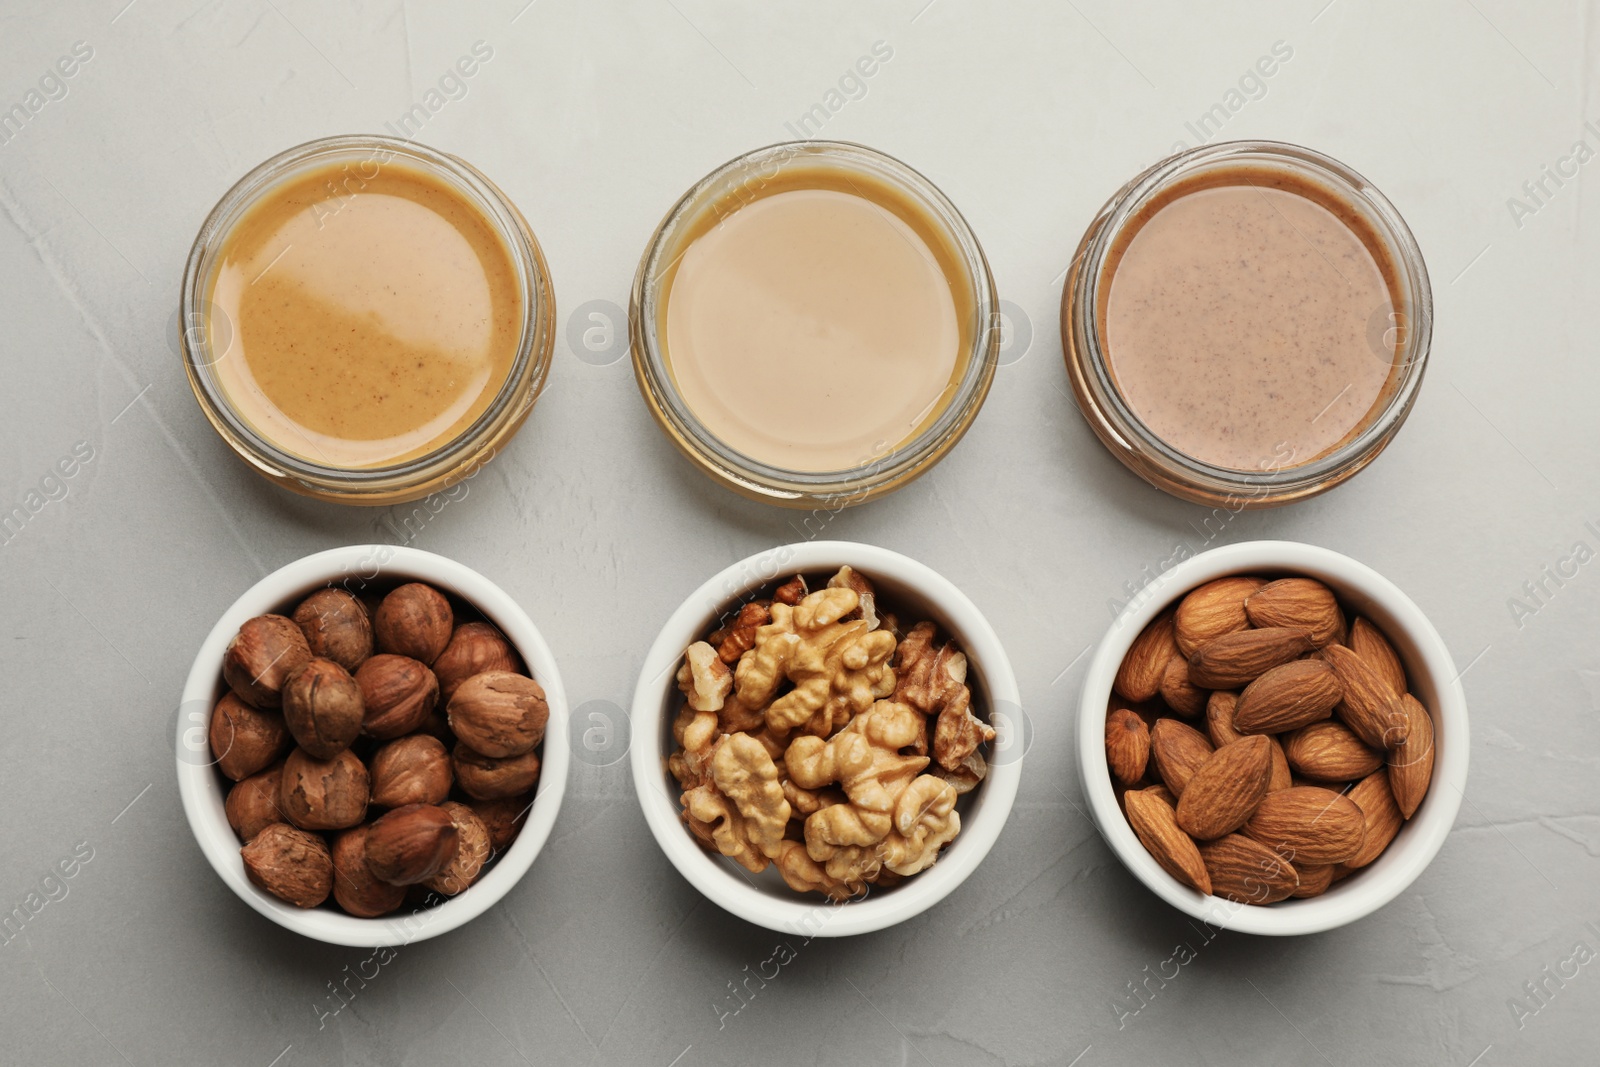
2, 2, 1595, 1064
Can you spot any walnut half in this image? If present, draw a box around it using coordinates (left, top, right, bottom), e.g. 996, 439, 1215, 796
895, 622, 996, 778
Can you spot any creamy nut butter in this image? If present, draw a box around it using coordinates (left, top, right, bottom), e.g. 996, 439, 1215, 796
209, 162, 523, 468
659, 170, 969, 473
1063, 141, 1432, 508
632, 142, 999, 507
1100, 169, 1399, 472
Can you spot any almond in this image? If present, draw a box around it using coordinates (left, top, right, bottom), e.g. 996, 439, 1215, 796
1347, 616, 1407, 696
1105, 708, 1150, 787
1175, 735, 1273, 840
1386, 693, 1435, 819
1174, 576, 1265, 657
1242, 785, 1366, 865
1233, 659, 1343, 734
1204, 690, 1242, 749
1188, 628, 1315, 690
1158, 654, 1207, 717
1124, 788, 1211, 894
1345, 771, 1403, 867
1291, 863, 1335, 898
1149, 719, 1214, 797
1108, 693, 1163, 731
1141, 783, 1177, 806
1283, 720, 1383, 781
1199, 833, 1299, 904
1114, 609, 1178, 703
1245, 578, 1345, 647
1323, 645, 1408, 750
1266, 736, 1292, 793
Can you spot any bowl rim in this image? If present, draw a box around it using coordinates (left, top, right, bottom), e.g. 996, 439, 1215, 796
629, 540, 1023, 936
1075, 539, 1469, 936
175, 544, 569, 947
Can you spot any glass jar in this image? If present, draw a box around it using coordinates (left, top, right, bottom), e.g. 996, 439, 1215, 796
180, 135, 555, 506
1062, 140, 1432, 509
630, 141, 999, 510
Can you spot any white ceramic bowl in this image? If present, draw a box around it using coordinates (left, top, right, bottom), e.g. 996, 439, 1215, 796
1077, 540, 1468, 936
176, 545, 569, 947
631, 541, 1023, 937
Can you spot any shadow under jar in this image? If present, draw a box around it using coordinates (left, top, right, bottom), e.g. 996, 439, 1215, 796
180, 135, 555, 505
630, 141, 1000, 509
1062, 141, 1432, 508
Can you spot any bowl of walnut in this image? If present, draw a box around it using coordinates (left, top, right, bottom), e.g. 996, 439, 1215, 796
176, 545, 569, 946
631, 541, 1023, 936
1077, 540, 1469, 936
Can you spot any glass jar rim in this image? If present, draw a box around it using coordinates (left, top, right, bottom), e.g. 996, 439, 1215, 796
1065, 139, 1434, 506
630, 140, 1000, 506
179, 134, 552, 491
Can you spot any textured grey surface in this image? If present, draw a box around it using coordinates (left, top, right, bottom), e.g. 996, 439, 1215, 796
2, 1, 1597, 1064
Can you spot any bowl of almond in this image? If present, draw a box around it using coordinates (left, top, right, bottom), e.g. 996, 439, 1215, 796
631, 541, 1023, 936
1077, 540, 1468, 935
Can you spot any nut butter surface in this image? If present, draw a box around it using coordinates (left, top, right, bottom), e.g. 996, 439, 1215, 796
209, 162, 523, 468
1102, 169, 1400, 472
661, 178, 965, 474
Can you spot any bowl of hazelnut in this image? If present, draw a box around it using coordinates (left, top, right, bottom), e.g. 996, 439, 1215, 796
1077, 540, 1468, 936
630, 541, 1023, 937
176, 545, 569, 946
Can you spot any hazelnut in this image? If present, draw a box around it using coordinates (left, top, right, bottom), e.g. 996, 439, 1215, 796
418, 709, 453, 744
355, 655, 439, 740
452, 744, 541, 800
466, 795, 531, 851
370, 735, 452, 808
241, 823, 332, 908
292, 588, 373, 672
433, 622, 522, 703
363, 804, 459, 886
280, 658, 365, 758
374, 583, 453, 665
330, 826, 406, 917
225, 762, 287, 842
222, 615, 313, 709
209, 692, 289, 781
425, 802, 492, 896
448, 671, 549, 757
279, 747, 369, 831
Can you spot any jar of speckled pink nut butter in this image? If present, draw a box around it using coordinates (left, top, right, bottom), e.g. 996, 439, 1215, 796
1062, 141, 1432, 508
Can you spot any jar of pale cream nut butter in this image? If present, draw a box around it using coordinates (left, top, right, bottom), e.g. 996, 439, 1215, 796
1062, 140, 1433, 508
630, 141, 1000, 509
